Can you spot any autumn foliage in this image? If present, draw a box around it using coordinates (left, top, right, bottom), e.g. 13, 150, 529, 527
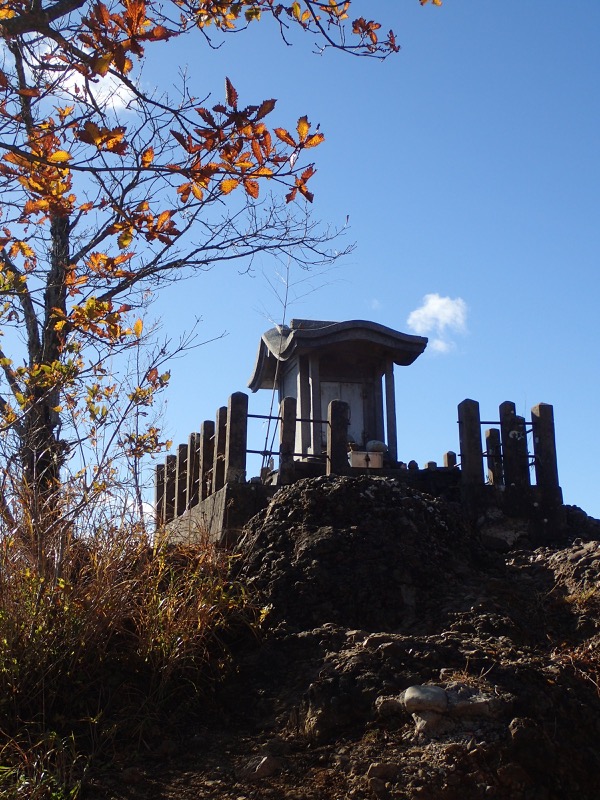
0, 1, 438, 543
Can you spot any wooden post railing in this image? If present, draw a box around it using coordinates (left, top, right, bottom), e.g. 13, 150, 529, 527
175, 443, 188, 518
200, 420, 215, 501
499, 401, 530, 489
485, 428, 503, 486
156, 393, 564, 532
453, 399, 563, 528
225, 392, 248, 484
531, 402, 563, 513
186, 431, 200, 510
458, 399, 484, 487
279, 396, 297, 485
531, 403, 559, 494
212, 406, 227, 494
327, 399, 350, 476
155, 463, 165, 526
444, 451, 457, 469
163, 454, 176, 524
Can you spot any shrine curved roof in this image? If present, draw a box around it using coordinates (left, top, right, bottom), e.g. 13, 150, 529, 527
248, 318, 428, 392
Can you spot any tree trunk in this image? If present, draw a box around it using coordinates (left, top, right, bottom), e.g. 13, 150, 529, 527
21, 214, 70, 523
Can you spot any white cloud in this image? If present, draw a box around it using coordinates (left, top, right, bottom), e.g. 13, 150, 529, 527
430, 338, 453, 354
15, 38, 137, 114
60, 71, 137, 113
407, 293, 467, 353
369, 298, 382, 311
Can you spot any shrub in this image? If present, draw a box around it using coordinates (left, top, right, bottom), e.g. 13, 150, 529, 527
0, 521, 254, 797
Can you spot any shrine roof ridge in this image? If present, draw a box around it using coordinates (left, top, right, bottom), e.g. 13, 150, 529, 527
248, 318, 428, 392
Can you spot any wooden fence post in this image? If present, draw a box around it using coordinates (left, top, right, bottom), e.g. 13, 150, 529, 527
531, 403, 560, 494
444, 451, 457, 469
327, 399, 350, 476
531, 402, 564, 532
485, 428, 503, 486
500, 401, 530, 488
174, 443, 188, 518
458, 399, 484, 486
186, 432, 201, 510
212, 406, 227, 493
155, 463, 165, 527
279, 396, 297, 485
163, 454, 176, 524
199, 420, 215, 501
225, 392, 248, 484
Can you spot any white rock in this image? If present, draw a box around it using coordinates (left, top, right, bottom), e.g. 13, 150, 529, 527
404, 685, 448, 714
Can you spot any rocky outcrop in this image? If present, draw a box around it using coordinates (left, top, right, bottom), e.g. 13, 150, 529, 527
93, 477, 600, 800
234, 475, 489, 633
226, 477, 600, 799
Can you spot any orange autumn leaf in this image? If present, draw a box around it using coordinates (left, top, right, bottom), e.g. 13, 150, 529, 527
299, 186, 314, 202
296, 116, 310, 142
256, 98, 276, 120
220, 177, 239, 194
149, 24, 170, 40
244, 179, 259, 199
78, 121, 102, 146
303, 132, 324, 149
251, 138, 264, 165
10, 240, 35, 259
93, 53, 113, 76
155, 210, 172, 229
95, 2, 110, 26
225, 77, 238, 108
177, 182, 192, 203
77, 122, 127, 153
57, 105, 75, 121
252, 166, 273, 177
47, 150, 72, 163
141, 148, 154, 166
118, 228, 134, 249
274, 128, 296, 147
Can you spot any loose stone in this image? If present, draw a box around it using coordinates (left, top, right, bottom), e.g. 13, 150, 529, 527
403, 685, 448, 714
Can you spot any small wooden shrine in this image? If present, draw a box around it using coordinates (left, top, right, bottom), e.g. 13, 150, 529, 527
248, 319, 428, 462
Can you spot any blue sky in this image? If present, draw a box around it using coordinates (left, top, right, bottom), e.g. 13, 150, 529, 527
141, 1, 600, 517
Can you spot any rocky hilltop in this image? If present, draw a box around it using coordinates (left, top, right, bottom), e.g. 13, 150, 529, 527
96, 476, 600, 800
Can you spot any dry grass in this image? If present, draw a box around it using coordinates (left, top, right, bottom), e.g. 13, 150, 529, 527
563, 585, 599, 611
551, 639, 600, 699
0, 517, 255, 798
